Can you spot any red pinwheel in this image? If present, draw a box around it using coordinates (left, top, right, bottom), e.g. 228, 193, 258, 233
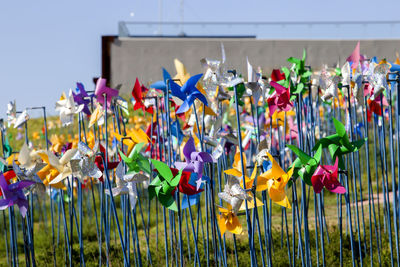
132, 78, 153, 114
95, 78, 119, 108
178, 171, 204, 196
311, 158, 345, 194
271, 69, 285, 82
0, 172, 36, 217
95, 144, 119, 182
267, 81, 293, 116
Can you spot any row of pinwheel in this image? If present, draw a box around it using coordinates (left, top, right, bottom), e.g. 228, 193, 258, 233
1, 41, 397, 266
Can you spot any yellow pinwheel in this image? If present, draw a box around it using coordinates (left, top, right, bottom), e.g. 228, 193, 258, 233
88, 105, 104, 128
258, 152, 292, 208
113, 128, 149, 155
224, 151, 263, 210
218, 204, 242, 236
50, 134, 65, 154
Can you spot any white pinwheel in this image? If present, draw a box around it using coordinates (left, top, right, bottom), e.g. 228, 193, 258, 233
105, 162, 145, 210
44, 148, 78, 185
55, 89, 84, 126
218, 176, 251, 215
70, 141, 102, 182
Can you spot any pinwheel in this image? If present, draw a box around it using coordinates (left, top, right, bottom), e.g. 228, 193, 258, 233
70, 141, 102, 181
222, 150, 263, 210
49, 134, 65, 153
105, 162, 140, 209
150, 68, 173, 92
341, 62, 351, 87
267, 81, 293, 116
119, 142, 150, 179
271, 69, 286, 82
17, 142, 42, 169
0, 170, 17, 197
132, 78, 153, 114
218, 176, 251, 215
73, 82, 91, 116
224, 150, 247, 178
149, 159, 182, 211
181, 194, 200, 209
174, 58, 191, 84
257, 152, 292, 208
14, 110, 30, 129
200, 44, 228, 96
319, 67, 340, 102
313, 117, 366, 169
95, 78, 119, 108
7, 100, 16, 127
346, 41, 360, 70
287, 49, 312, 95
311, 158, 345, 194
170, 74, 208, 114
371, 59, 391, 99
287, 144, 322, 186
367, 96, 386, 116
88, 105, 104, 128
94, 144, 119, 181
0, 172, 36, 217
38, 148, 77, 185
177, 171, 204, 196
113, 128, 149, 155
174, 136, 214, 190
218, 204, 242, 236
13, 161, 46, 195
245, 58, 262, 105
55, 90, 84, 126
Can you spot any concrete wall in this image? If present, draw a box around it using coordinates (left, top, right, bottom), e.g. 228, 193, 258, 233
107, 37, 400, 93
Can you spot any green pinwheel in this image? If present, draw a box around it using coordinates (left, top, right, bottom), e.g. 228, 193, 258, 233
287, 144, 322, 186
149, 159, 182, 211
119, 142, 151, 177
286, 49, 312, 97
313, 117, 366, 169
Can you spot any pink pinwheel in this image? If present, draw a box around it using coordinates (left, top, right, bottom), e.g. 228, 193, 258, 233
268, 81, 293, 116
0, 172, 36, 217
95, 78, 119, 108
346, 41, 360, 70
175, 136, 215, 190
311, 158, 345, 194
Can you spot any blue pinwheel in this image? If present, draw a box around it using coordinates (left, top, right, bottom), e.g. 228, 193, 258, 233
171, 74, 208, 114
150, 68, 173, 92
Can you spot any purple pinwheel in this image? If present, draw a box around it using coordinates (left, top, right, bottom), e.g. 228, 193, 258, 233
171, 74, 208, 114
73, 82, 91, 115
95, 78, 119, 108
175, 136, 215, 190
0, 172, 36, 217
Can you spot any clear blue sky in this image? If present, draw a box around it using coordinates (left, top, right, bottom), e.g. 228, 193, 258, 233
1, 0, 400, 118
